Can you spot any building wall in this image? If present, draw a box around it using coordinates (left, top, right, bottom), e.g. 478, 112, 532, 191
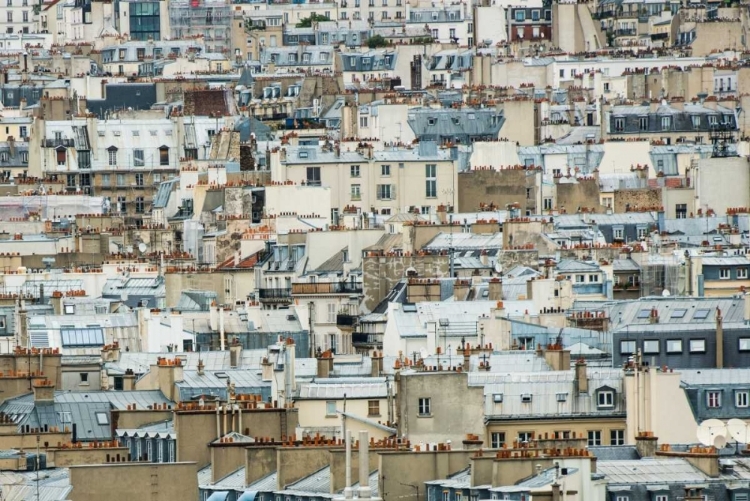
49, 447, 131, 467
379, 450, 476, 501
497, 99, 537, 146
556, 178, 602, 213
362, 254, 449, 311
396, 372, 484, 445
486, 417, 626, 448
457, 168, 541, 214
68, 462, 198, 501
295, 397, 391, 433
690, 21, 744, 57
613, 188, 662, 213
695, 156, 750, 218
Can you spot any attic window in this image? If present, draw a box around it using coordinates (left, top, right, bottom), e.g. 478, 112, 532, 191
64, 304, 75, 315
298, 151, 309, 159
96, 412, 109, 425
670, 309, 687, 319
521, 393, 532, 403
693, 309, 711, 320
637, 309, 651, 319
493, 393, 503, 403
556, 392, 568, 402
468, 113, 476, 119
452, 117, 460, 125
427, 118, 436, 126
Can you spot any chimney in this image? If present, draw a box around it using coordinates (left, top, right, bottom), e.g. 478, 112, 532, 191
229, 340, 242, 368
716, 308, 724, 369
209, 302, 219, 331
371, 351, 384, 377
32, 379, 55, 404
462, 342, 471, 372
685, 487, 707, 501
219, 307, 226, 351
543, 347, 571, 371
358, 431, 371, 499
197, 358, 205, 376
635, 431, 658, 458
436, 204, 448, 224
453, 280, 469, 301
488, 278, 503, 301
575, 359, 588, 393
101, 342, 121, 363
123, 369, 136, 391
551, 483, 561, 501
156, 358, 184, 402
317, 350, 332, 378
261, 356, 273, 382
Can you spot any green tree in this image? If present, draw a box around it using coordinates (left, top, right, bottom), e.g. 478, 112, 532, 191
296, 14, 330, 28
366, 34, 388, 48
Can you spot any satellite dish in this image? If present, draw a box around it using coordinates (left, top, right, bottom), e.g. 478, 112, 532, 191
727, 418, 750, 443
697, 419, 727, 446
662, 289, 671, 297
494, 261, 503, 274
419, 347, 429, 360
125, 245, 134, 254
138, 243, 148, 254
714, 435, 727, 448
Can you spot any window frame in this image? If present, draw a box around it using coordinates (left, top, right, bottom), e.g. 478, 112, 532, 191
418, 397, 431, 416
707, 390, 722, 408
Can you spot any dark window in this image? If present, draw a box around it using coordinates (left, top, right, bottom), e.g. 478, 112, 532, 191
159, 147, 169, 166
306, 167, 321, 186
78, 150, 91, 169
129, 2, 161, 41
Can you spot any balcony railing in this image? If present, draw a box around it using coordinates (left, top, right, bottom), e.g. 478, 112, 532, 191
43, 139, 75, 148
291, 282, 363, 295
614, 28, 637, 36
336, 313, 357, 327
258, 288, 292, 300
352, 333, 383, 346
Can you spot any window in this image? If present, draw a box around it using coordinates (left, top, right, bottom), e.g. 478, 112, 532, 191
350, 165, 360, 177
531, 9, 540, 20
134, 149, 145, 167
610, 429, 625, 445
694, 309, 711, 320
368, 400, 380, 416
61, 327, 104, 347
515, 10, 525, 21
306, 167, 321, 186
493, 393, 503, 403
670, 309, 687, 319
666, 339, 682, 354
135, 173, 144, 187
425, 164, 437, 198
147, 440, 152, 461
587, 430, 601, 446
490, 432, 505, 448
159, 147, 169, 166
620, 340, 636, 354
326, 401, 337, 416
351, 184, 361, 201
381, 164, 391, 176
518, 432, 532, 443
736, 391, 749, 408
157, 441, 164, 463
108, 148, 117, 166
614, 118, 624, 131
690, 339, 706, 353
135, 196, 145, 214
661, 116, 671, 131
521, 393, 532, 403
116, 174, 126, 187
377, 184, 394, 200
598, 390, 614, 408
676, 203, 687, 219
556, 392, 567, 402
739, 268, 749, 279
692, 115, 701, 129
740, 338, 750, 351
80, 373, 89, 384
95, 412, 109, 425
613, 227, 624, 240
655, 495, 668, 501
168, 441, 175, 462
720, 268, 731, 280
643, 340, 660, 355
136, 440, 142, 460
418, 397, 431, 416
707, 391, 721, 408
64, 304, 75, 315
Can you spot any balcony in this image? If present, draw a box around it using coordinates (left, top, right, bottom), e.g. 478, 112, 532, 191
43, 139, 75, 148
614, 28, 637, 36
352, 333, 383, 347
291, 282, 363, 295
257, 288, 292, 301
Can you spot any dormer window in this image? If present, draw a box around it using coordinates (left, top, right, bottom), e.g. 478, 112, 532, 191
596, 388, 614, 408
428, 118, 437, 126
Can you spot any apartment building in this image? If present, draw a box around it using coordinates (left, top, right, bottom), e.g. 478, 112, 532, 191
406, 5, 474, 46
1, 0, 36, 35
271, 142, 459, 217
339, 0, 405, 22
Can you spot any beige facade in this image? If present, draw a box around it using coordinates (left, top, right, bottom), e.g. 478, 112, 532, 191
68, 462, 198, 501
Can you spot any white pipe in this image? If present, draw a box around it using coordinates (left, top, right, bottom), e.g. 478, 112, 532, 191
219, 309, 226, 351
358, 431, 371, 499
216, 404, 220, 438
344, 430, 353, 499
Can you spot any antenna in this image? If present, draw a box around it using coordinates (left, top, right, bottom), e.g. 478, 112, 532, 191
696, 419, 727, 447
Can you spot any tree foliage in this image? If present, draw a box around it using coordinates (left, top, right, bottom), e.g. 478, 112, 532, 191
296, 14, 331, 27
